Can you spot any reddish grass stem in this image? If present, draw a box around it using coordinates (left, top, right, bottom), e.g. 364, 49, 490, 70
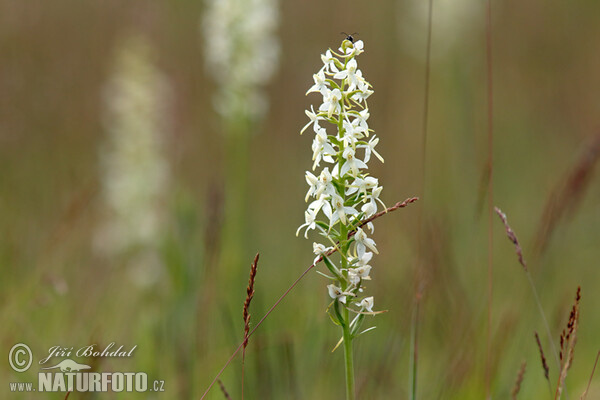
199, 198, 419, 399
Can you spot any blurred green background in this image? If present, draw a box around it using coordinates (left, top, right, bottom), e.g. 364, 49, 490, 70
1, 0, 599, 399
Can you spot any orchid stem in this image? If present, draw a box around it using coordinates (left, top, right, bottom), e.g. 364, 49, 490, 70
343, 306, 355, 400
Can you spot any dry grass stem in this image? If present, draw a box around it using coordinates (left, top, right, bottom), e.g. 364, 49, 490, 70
242, 253, 259, 400
356, 197, 419, 231
218, 379, 232, 400
511, 361, 527, 400
536, 133, 600, 254
495, 207, 527, 271
555, 286, 581, 400
535, 331, 550, 381
243, 253, 260, 350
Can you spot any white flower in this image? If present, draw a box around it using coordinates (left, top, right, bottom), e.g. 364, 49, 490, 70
298, 40, 386, 327
313, 242, 332, 256
329, 193, 359, 226
352, 88, 373, 103
354, 264, 372, 278
321, 49, 340, 73
340, 147, 368, 177
307, 70, 329, 95
351, 73, 373, 103
359, 136, 384, 163
361, 186, 385, 217
308, 195, 331, 216
328, 284, 347, 304
342, 118, 367, 148
296, 208, 319, 238
348, 259, 372, 286
356, 296, 374, 312
313, 242, 333, 264
305, 167, 335, 202
300, 106, 324, 135
304, 171, 319, 201
351, 108, 370, 131
355, 250, 373, 268
319, 88, 342, 118
96, 34, 170, 288
312, 128, 336, 170
334, 59, 361, 91
97, 35, 169, 254
366, 222, 375, 233
202, 0, 280, 120
340, 40, 364, 57
346, 176, 378, 196
354, 227, 378, 256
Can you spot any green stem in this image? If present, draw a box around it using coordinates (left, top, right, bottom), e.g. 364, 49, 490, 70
342, 307, 355, 400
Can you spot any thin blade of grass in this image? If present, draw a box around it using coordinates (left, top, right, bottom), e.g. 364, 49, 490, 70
580, 350, 600, 400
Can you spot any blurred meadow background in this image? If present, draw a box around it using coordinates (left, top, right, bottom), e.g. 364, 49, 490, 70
1, 0, 600, 399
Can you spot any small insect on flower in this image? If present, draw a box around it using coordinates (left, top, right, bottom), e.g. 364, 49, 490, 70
341, 31, 358, 43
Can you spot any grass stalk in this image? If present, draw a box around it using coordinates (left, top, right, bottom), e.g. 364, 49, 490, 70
580, 350, 600, 400
525, 271, 560, 369
409, 299, 420, 400
410, 0, 434, 396
495, 207, 560, 371
484, 0, 495, 396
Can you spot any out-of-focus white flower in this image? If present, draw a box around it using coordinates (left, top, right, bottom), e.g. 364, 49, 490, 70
95, 34, 171, 287
202, 0, 280, 122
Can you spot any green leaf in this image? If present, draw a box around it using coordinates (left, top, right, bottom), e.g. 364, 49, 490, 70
333, 301, 346, 328
322, 256, 343, 280
350, 313, 365, 336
